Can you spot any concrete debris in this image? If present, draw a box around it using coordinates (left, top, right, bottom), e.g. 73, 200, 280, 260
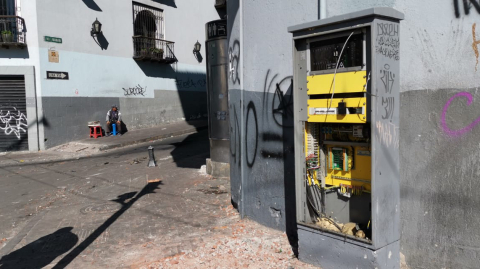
130, 157, 147, 165
139, 218, 318, 269
198, 165, 207, 176
316, 218, 368, 239
355, 229, 366, 239
342, 222, 356, 236
316, 217, 343, 232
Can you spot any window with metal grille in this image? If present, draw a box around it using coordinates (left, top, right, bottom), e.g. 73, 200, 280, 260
132, 2, 176, 63
0, 0, 16, 16
132, 2, 164, 40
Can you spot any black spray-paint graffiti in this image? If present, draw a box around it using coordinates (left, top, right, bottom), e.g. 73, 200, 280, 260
229, 40, 240, 85
263, 70, 294, 128
123, 84, 146, 96
454, 0, 480, 18
0, 108, 27, 139
245, 102, 258, 167
230, 105, 241, 166
379, 64, 396, 121
382, 97, 395, 120
230, 70, 294, 168
376, 23, 400, 61
380, 64, 395, 94
176, 79, 206, 89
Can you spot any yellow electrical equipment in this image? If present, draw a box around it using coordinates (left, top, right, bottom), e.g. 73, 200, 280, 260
303, 31, 372, 196
324, 145, 371, 192
307, 97, 367, 123
307, 71, 367, 95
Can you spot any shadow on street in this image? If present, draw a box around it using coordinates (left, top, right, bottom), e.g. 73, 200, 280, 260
0, 227, 78, 269
51, 181, 163, 268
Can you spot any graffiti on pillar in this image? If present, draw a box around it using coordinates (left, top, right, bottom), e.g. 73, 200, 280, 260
441, 92, 480, 137
229, 40, 241, 85
376, 23, 400, 61
375, 120, 399, 149
380, 64, 395, 94
380, 64, 396, 120
0, 107, 27, 139
453, 0, 480, 18
230, 70, 294, 168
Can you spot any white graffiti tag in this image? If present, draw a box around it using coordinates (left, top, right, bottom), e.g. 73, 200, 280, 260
0, 108, 27, 139
376, 120, 399, 149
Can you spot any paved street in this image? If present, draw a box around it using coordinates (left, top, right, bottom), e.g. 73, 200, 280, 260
0, 131, 317, 269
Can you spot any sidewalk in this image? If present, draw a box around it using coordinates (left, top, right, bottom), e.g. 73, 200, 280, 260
80, 120, 207, 151
0, 120, 207, 166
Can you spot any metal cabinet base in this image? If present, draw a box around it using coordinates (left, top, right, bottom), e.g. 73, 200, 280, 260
298, 225, 400, 269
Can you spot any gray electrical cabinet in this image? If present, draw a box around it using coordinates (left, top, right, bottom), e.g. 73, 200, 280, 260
206, 19, 229, 164
288, 8, 403, 269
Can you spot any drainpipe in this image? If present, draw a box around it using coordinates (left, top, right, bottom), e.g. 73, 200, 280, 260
319, 0, 326, 19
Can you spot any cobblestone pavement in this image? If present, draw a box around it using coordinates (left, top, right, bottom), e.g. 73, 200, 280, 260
0, 131, 319, 269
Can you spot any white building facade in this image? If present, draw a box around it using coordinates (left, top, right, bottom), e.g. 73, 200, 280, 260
0, 0, 221, 150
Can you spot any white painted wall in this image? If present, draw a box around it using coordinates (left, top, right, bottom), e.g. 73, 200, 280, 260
326, 0, 480, 92
1, 0, 42, 92
34, 0, 219, 97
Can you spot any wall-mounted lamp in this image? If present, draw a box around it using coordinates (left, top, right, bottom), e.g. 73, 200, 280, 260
90, 18, 102, 37
193, 40, 201, 54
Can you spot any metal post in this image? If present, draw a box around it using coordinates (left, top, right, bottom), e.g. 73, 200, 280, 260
147, 146, 156, 167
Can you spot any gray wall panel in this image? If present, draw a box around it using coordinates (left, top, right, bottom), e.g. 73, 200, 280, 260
42, 89, 206, 148
42, 97, 119, 148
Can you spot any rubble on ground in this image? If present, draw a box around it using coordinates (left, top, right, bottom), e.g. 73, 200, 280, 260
137, 214, 319, 269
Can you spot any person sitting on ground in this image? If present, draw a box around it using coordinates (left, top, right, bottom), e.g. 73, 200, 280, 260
106, 105, 122, 136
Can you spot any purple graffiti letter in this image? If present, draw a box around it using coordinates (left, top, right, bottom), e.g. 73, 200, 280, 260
441, 92, 480, 137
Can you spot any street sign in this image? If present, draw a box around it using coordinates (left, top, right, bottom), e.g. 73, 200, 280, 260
48, 50, 59, 63
47, 71, 69, 80
206, 20, 227, 40
44, 36, 62, 43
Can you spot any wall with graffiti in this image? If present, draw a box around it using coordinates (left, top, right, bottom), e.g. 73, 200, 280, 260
228, 0, 480, 268
29, 0, 219, 148
227, 0, 317, 245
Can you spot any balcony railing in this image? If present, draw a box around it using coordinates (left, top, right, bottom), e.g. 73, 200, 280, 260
133, 36, 177, 64
0, 16, 26, 48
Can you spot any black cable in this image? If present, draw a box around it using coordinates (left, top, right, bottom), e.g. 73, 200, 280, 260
306, 184, 321, 218
308, 171, 321, 210
320, 186, 326, 214
306, 184, 343, 232
313, 182, 323, 211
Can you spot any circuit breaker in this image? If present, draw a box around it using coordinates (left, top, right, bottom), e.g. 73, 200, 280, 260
289, 8, 403, 269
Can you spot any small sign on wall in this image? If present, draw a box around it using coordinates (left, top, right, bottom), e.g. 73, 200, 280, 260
44, 36, 62, 43
48, 49, 59, 63
47, 71, 69, 80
